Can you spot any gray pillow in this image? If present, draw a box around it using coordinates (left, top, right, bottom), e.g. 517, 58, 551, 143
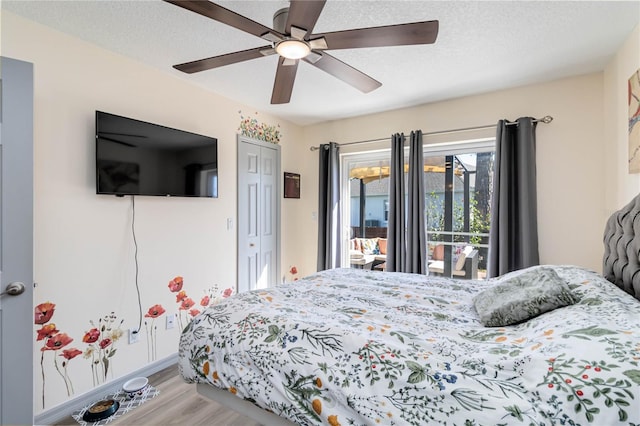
473, 266, 578, 327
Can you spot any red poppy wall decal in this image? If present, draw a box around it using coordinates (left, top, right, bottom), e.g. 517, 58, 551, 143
34, 302, 81, 408
181, 298, 195, 311
175, 290, 187, 303
167, 276, 234, 329
144, 304, 166, 362
167, 276, 184, 292
33, 278, 233, 410
82, 328, 100, 344
43, 333, 73, 351
35, 301, 56, 325
289, 265, 299, 282
82, 312, 124, 386
59, 348, 82, 394
36, 323, 59, 341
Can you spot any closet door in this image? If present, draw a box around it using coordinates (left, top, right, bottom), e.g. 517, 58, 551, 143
259, 145, 278, 288
237, 137, 280, 293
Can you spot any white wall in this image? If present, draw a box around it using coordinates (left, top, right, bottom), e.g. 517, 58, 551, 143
604, 24, 640, 212
290, 73, 606, 276
2, 11, 303, 414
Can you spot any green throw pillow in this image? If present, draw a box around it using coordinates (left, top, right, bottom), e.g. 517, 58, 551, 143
473, 266, 578, 327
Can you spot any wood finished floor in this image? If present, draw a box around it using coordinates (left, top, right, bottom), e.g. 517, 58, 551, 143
55, 364, 261, 426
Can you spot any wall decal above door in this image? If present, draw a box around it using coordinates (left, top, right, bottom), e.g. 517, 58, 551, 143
238, 111, 281, 144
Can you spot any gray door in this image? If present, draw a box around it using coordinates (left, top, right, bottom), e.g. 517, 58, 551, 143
0, 57, 34, 424
237, 136, 280, 293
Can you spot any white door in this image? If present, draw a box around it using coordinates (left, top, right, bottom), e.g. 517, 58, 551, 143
237, 136, 280, 292
0, 57, 34, 424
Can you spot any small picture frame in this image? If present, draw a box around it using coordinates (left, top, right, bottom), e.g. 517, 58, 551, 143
284, 172, 300, 199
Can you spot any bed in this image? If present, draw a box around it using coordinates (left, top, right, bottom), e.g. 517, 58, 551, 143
178, 199, 640, 425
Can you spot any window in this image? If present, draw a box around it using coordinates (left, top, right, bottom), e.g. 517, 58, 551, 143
341, 139, 495, 279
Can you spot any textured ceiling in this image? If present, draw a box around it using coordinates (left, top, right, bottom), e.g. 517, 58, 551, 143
3, 1, 639, 125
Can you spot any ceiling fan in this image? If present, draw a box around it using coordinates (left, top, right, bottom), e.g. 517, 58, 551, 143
164, 0, 439, 104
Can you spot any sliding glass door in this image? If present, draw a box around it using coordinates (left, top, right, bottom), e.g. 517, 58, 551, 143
341, 139, 495, 279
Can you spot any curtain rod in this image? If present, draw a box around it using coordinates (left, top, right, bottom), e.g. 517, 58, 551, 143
309, 115, 553, 151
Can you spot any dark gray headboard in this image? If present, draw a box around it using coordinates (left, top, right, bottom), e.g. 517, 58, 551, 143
603, 194, 640, 301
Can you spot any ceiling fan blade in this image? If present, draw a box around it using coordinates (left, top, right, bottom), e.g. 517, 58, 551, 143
306, 51, 322, 63
309, 37, 328, 50
286, 0, 326, 36
261, 32, 283, 43
260, 48, 276, 56
314, 20, 439, 50
305, 53, 381, 93
271, 57, 299, 104
174, 45, 273, 74
164, 0, 275, 38
289, 26, 307, 41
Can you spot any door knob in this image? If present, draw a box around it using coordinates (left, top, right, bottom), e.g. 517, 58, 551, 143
1, 282, 26, 297
249, 243, 255, 247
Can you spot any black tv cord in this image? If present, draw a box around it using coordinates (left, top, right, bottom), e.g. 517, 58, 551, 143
131, 195, 142, 334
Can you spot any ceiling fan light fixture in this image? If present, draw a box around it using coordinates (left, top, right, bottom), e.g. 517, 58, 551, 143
275, 40, 311, 60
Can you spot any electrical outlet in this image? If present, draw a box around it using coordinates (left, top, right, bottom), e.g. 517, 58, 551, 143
166, 313, 176, 330
128, 327, 140, 344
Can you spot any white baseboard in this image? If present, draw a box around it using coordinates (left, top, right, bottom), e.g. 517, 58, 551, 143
34, 353, 178, 426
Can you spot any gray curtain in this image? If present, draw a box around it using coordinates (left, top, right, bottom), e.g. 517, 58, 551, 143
487, 117, 539, 277
387, 133, 406, 272
406, 130, 427, 273
317, 142, 341, 271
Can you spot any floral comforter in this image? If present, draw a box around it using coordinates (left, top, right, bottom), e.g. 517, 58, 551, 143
178, 266, 640, 425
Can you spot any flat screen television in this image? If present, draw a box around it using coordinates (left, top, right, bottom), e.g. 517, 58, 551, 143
96, 111, 218, 197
